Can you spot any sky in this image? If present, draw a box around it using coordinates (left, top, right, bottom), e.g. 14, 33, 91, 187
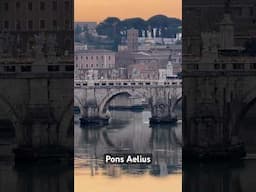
75, 0, 181, 23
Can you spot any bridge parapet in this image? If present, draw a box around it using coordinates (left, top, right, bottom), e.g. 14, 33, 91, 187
74, 79, 182, 89
75, 79, 182, 126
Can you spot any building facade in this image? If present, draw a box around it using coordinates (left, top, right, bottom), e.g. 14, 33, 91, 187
183, 0, 256, 159
0, 0, 73, 58
127, 28, 139, 51
0, 0, 74, 159
75, 49, 116, 79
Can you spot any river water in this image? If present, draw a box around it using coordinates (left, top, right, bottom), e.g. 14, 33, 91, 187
75, 110, 182, 192
0, 111, 255, 191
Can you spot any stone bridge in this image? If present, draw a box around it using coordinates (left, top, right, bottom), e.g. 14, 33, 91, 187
0, 62, 73, 160
74, 79, 182, 125
183, 9, 256, 160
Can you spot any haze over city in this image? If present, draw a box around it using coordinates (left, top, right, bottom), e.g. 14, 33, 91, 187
75, 0, 181, 22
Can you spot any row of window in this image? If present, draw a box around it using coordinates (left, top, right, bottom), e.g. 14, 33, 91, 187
215, 63, 256, 70
1, 1, 70, 11
75, 81, 181, 87
1, 65, 73, 73
76, 63, 115, 68
187, 63, 256, 70
75, 55, 113, 60
1, 19, 70, 30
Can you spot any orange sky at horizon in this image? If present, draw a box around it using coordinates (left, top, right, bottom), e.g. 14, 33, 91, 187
75, 0, 181, 23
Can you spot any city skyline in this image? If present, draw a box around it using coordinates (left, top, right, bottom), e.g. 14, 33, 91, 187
75, 0, 181, 22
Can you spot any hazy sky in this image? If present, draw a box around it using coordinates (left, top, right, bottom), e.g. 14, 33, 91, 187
75, 0, 181, 22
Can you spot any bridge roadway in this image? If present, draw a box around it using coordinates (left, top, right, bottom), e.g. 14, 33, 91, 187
74, 79, 182, 125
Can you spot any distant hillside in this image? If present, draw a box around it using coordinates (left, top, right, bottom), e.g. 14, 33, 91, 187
75, 15, 182, 51
96, 15, 181, 39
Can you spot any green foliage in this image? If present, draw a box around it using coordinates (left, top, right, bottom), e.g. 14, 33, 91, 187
75, 15, 182, 51
96, 15, 181, 39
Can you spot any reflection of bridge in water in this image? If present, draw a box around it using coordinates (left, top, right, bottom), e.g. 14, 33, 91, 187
75, 110, 182, 177
74, 79, 182, 125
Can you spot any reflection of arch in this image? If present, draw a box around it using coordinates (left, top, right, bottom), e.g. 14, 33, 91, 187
0, 94, 20, 138
101, 127, 152, 151
171, 96, 182, 113
74, 95, 84, 111
99, 90, 144, 117
234, 95, 256, 134
57, 100, 74, 146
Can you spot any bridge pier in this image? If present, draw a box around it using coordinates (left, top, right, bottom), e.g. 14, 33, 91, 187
13, 104, 73, 162
80, 100, 110, 126
75, 80, 182, 126
149, 97, 178, 125
183, 81, 247, 161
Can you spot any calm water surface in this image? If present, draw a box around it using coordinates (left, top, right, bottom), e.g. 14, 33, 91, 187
1, 111, 255, 191
75, 110, 182, 192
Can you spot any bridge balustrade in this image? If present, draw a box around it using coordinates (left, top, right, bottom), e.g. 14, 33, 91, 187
74, 79, 182, 88
0, 63, 74, 74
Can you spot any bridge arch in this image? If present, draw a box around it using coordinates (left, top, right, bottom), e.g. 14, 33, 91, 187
74, 95, 84, 113
171, 96, 182, 113
235, 95, 256, 131
98, 90, 144, 117
233, 88, 256, 152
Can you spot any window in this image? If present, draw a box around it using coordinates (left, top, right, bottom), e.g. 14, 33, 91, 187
65, 65, 74, 71
250, 7, 254, 16
53, 20, 57, 28
65, 19, 70, 29
222, 64, 226, 69
4, 21, 9, 29
214, 64, 220, 70
188, 64, 198, 70
40, 20, 45, 29
48, 65, 59, 72
52, 1, 57, 10
28, 20, 33, 30
4, 3, 8, 11
250, 63, 256, 69
4, 66, 15, 72
16, 2, 20, 9
16, 21, 21, 30
40, 2, 45, 10
233, 63, 244, 70
64, 1, 70, 10
237, 7, 242, 16
28, 2, 32, 10
21, 66, 32, 72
